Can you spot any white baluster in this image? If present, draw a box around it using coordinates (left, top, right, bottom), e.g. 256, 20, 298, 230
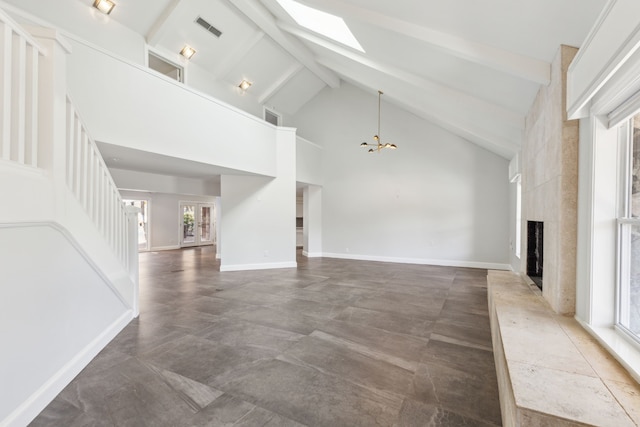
25, 42, 37, 167
0, 23, 11, 161
94, 162, 101, 230
73, 115, 82, 195
65, 101, 74, 186
81, 131, 89, 208
10, 32, 25, 163
86, 144, 94, 219
64, 95, 133, 273
101, 167, 107, 235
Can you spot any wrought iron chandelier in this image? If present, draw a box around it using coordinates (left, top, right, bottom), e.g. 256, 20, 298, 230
360, 90, 397, 153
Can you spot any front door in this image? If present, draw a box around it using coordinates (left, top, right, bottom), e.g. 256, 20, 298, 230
180, 202, 215, 247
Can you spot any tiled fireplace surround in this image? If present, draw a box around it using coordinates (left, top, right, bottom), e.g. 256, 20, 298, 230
521, 45, 579, 315
489, 46, 640, 425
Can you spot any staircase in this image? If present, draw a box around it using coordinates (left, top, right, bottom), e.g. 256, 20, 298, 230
0, 10, 138, 426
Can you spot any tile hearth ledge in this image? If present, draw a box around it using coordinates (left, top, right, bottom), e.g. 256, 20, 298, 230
487, 270, 640, 426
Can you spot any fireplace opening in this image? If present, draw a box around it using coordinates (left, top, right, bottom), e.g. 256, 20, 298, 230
527, 221, 543, 290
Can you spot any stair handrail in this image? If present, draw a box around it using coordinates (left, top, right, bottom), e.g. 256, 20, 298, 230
0, 8, 46, 54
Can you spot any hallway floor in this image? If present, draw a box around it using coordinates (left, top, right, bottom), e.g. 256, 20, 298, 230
31, 247, 502, 426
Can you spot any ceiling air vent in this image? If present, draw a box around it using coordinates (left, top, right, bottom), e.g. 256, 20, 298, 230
195, 16, 222, 38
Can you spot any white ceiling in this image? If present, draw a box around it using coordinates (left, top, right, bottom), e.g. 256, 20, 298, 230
98, 0, 605, 160
97, 142, 254, 180
5, 0, 607, 168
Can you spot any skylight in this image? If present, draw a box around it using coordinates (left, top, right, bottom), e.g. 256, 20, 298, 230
276, 0, 365, 52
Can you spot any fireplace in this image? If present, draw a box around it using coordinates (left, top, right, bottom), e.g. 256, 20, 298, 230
527, 221, 543, 290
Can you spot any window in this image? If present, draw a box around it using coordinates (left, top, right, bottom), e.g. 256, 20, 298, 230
509, 153, 521, 260
617, 113, 640, 340
275, 0, 364, 52
148, 51, 184, 82
515, 178, 522, 259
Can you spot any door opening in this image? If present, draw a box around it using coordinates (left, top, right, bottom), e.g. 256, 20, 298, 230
180, 202, 215, 247
123, 199, 149, 251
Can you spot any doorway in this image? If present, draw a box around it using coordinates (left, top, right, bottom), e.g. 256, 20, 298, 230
180, 202, 215, 247
123, 199, 149, 251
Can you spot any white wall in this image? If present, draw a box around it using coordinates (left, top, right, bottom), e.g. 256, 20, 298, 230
120, 190, 218, 251
65, 39, 278, 177
182, 52, 264, 118
292, 84, 510, 268
296, 136, 323, 185
0, 225, 130, 426
220, 128, 297, 271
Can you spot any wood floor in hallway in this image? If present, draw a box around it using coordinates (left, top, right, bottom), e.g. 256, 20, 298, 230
31, 247, 502, 426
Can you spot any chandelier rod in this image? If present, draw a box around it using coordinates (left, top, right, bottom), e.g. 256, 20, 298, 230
377, 90, 382, 142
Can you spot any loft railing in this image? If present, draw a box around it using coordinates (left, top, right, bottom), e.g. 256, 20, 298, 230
0, 9, 44, 168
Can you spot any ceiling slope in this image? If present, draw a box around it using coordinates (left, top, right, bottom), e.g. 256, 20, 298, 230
20, 0, 606, 159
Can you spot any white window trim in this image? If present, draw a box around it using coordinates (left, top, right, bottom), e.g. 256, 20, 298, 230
615, 118, 640, 346
145, 46, 187, 84
577, 106, 640, 384
515, 178, 522, 259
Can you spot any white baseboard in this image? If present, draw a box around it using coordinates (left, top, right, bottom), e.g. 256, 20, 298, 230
2, 310, 133, 427
220, 261, 297, 272
320, 252, 511, 270
302, 251, 322, 258
149, 245, 180, 252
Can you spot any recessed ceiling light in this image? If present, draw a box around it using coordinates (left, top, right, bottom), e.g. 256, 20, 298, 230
276, 0, 364, 52
93, 0, 115, 15
180, 45, 196, 60
238, 80, 252, 91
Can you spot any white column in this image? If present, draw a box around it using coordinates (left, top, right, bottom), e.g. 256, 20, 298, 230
125, 205, 140, 317
219, 128, 297, 271
303, 185, 322, 257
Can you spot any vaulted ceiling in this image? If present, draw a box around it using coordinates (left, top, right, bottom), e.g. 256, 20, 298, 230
14, 0, 609, 159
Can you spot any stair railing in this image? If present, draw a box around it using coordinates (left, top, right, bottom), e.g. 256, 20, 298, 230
65, 96, 131, 270
0, 7, 136, 291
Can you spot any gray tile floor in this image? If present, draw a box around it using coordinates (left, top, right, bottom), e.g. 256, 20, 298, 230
31, 247, 502, 426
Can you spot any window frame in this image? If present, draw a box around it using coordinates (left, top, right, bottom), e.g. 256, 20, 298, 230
515, 178, 522, 259
576, 113, 640, 383
146, 48, 185, 83
615, 117, 640, 345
